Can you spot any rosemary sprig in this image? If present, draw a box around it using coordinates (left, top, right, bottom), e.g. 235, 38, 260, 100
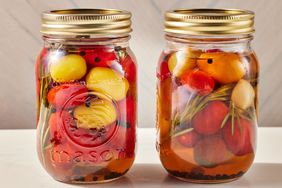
44, 142, 54, 150
231, 102, 235, 135
236, 110, 243, 135
220, 102, 257, 136
171, 84, 234, 137
38, 72, 52, 166
221, 113, 230, 128
40, 76, 51, 107
172, 128, 194, 138
42, 123, 51, 148
38, 104, 52, 167
174, 84, 233, 124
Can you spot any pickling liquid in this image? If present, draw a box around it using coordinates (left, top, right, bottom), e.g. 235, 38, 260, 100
156, 48, 258, 183
36, 44, 137, 183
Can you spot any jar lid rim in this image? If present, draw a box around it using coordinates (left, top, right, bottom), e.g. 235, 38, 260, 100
165, 9, 255, 36
41, 9, 132, 36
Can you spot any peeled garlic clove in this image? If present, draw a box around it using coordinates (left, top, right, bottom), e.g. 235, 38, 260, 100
168, 49, 200, 77
86, 67, 129, 101
74, 99, 117, 129
231, 79, 255, 110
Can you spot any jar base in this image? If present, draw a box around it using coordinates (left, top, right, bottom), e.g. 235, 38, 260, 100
56, 174, 125, 184
71, 175, 124, 184
171, 175, 241, 184
168, 170, 244, 184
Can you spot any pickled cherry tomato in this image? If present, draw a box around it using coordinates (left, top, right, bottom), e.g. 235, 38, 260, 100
47, 83, 88, 109
49, 112, 65, 145
197, 52, 245, 84
117, 96, 136, 127
120, 55, 136, 83
194, 136, 231, 168
109, 125, 135, 157
168, 51, 197, 77
176, 130, 199, 147
36, 48, 50, 96
86, 67, 129, 101
157, 61, 170, 81
50, 54, 87, 83
223, 118, 254, 156
193, 101, 229, 135
80, 47, 117, 67
66, 122, 117, 148
206, 49, 222, 53
181, 69, 215, 95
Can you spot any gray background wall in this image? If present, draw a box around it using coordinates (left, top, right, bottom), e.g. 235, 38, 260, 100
0, 0, 281, 129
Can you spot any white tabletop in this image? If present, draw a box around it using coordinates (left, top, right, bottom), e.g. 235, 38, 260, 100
0, 128, 282, 187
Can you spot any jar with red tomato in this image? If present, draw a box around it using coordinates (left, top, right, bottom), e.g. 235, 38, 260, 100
35, 9, 137, 183
156, 9, 259, 183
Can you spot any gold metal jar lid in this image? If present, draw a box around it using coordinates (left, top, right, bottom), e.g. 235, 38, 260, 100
165, 9, 255, 36
41, 9, 132, 36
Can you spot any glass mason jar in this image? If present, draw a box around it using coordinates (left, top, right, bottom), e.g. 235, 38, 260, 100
35, 9, 137, 183
156, 9, 259, 183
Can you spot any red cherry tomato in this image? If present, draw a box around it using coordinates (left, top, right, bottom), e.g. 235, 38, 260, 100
223, 118, 255, 156
36, 51, 48, 93
157, 61, 171, 81
109, 125, 135, 158
193, 101, 229, 135
194, 136, 230, 168
117, 96, 136, 127
181, 69, 215, 95
49, 112, 65, 145
110, 96, 137, 157
206, 49, 222, 53
176, 130, 199, 147
157, 52, 171, 81
36, 48, 50, 124
47, 83, 88, 109
120, 55, 137, 84
80, 47, 117, 67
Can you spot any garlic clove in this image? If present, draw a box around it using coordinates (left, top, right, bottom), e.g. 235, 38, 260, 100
231, 79, 255, 110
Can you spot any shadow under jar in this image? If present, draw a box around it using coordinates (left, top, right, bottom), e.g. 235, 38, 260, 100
156, 9, 259, 183
35, 9, 137, 183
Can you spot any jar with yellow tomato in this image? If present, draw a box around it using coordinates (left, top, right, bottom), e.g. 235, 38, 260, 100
36, 9, 137, 183
156, 9, 259, 183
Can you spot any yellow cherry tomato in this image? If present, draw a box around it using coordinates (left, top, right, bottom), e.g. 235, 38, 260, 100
74, 99, 117, 129
197, 52, 245, 84
168, 49, 201, 77
50, 54, 87, 82
86, 67, 129, 101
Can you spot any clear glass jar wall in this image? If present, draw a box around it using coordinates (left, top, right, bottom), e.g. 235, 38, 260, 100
156, 9, 259, 183
36, 9, 137, 183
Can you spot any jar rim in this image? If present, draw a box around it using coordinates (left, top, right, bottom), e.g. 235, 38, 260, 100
165, 8, 255, 36
41, 9, 132, 37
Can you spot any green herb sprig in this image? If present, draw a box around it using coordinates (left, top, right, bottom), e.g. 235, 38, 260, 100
172, 84, 234, 137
